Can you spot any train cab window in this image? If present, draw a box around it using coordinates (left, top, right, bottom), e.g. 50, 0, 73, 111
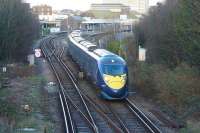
103, 65, 125, 76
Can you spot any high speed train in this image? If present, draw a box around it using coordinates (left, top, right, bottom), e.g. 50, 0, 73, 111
67, 30, 128, 100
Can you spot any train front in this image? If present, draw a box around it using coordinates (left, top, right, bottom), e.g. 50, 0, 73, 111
98, 56, 128, 100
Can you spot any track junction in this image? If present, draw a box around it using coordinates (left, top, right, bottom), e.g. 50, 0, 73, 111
40, 33, 163, 133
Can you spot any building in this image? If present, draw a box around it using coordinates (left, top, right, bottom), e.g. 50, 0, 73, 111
21, 0, 31, 9
32, 5, 52, 15
21, 0, 28, 3
81, 18, 136, 33
31, 5, 69, 35
102, 0, 149, 14
61, 16, 83, 31
90, 3, 130, 13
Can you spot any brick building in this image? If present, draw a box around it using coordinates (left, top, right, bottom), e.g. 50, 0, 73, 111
32, 5, 52, 15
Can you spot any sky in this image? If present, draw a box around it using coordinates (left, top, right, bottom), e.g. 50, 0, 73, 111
26, 0, 165, 11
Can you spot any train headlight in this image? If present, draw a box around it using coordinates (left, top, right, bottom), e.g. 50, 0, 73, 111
104, 76, 109, 82
121, 74, 127, 81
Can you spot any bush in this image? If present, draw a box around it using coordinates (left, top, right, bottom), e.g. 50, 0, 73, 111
134, 62, 200, 112
134, 62, 151, 95
134, 62, 163, 98
155, 63, 200, 111
106, 40, 121, 55
181, 123, 200, 133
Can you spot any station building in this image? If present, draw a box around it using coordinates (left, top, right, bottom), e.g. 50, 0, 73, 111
81, 18, 136, 33
31, 5, 69, 35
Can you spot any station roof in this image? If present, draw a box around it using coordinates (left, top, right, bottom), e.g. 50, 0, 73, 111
82, 19, 136, 24
82, 19, 119, 24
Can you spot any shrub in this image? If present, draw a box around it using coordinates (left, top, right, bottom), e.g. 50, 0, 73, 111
133, 62, 200, 112
9, 65, 36, 77
134, 62, 163, 98
106, 40, 121, 55
106, 39, 128, 58
155, 63, 200, 111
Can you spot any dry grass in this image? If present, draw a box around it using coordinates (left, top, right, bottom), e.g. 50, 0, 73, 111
12, 65, 35, 77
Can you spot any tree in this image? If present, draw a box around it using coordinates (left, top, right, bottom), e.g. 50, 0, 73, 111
0, 0, 39, 62
106, 40, 121, 54
136, 0, 200, 68
175, 0, 200, 67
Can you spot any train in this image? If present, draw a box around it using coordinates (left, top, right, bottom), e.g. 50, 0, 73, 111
67, 30, 128, 100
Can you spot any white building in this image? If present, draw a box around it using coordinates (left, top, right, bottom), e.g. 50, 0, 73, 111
38, 14, 68, 21
102, 0, 149, 14
91, 3, 130, 13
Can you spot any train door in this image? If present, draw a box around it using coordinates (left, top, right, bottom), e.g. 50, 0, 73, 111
92, 59, 98, 83
86, 56, 94, 79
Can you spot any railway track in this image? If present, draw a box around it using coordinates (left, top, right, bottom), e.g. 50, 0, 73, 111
41, 38, 75, 133
40, 34, 162, 133
81, 91, 162, 133
41, 36, 123, 133
42, 38, 95, 133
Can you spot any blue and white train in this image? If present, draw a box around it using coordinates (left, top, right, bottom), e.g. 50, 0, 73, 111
67, 30, 128, 100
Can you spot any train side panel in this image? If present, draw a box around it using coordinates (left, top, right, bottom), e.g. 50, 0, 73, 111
68, 39, 98, 83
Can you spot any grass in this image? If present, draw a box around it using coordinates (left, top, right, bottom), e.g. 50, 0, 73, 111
15, 114, 55, 131
14, 76, 54, 131
0, 72, 17, 119
0, 99, 17, 119
181, 123, 200, 133
0, 74, 54, 133
0, 125, 13, 133
0, 88, 10, 97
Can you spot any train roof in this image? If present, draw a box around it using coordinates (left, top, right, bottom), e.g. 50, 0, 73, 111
70, 31, 98, 51
69, 31, 124, 63
93, 49, 115, 57
69, 33, 99, 59
70, 31, 81, 37
73, 36, 85, 43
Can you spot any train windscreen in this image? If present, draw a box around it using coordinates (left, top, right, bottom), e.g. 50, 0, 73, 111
103, 65, 125, 76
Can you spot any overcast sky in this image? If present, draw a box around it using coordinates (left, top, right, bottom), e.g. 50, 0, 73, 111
26, 0, 165, 10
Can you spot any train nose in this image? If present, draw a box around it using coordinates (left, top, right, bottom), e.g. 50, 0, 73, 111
100, 85, 128, 100
103, 74, 126, 90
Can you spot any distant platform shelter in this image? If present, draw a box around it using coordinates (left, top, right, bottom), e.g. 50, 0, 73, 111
81, 19, 136, 33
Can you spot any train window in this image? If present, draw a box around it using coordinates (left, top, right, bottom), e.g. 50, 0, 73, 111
88, 45, 97, 51
103, 65, 125, 76
74, 37, 84, 42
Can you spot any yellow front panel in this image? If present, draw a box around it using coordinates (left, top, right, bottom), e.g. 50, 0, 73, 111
104, 74, 126, 90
